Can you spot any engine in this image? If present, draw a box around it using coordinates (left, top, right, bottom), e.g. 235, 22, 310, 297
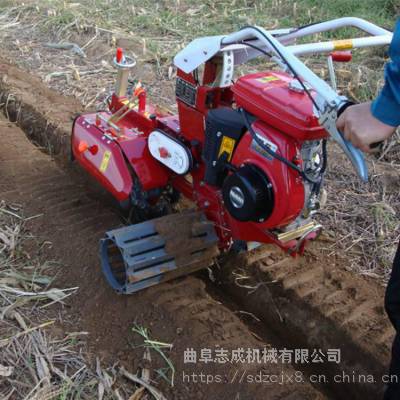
198, 71, 328, 236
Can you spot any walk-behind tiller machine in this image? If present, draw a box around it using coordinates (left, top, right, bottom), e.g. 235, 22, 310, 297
71, 18, 393, 294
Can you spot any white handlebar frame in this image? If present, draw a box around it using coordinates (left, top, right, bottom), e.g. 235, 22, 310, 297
277, 17, 391, 57
280, 17, 391, 42
174, 17, 392, 106
219, 18, 392, 106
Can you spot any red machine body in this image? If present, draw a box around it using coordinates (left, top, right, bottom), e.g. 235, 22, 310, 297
72, 111, 169, 202
72, 57, 329, 254
233, 71, 326, 140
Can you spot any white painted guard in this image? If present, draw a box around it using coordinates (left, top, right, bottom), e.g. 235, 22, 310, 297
148, 130, 191, 175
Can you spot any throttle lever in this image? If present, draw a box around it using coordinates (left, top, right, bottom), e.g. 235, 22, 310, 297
318, 101, 368, 182
337, 102, 383, 151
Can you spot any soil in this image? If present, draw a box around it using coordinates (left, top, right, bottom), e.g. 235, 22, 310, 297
0, 60, 82, 159
0, 56, 395, 400
216, 243, 392, 399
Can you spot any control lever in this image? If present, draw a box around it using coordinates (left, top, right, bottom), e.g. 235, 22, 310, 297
317, 99, 368, 182
337, 102, 383, 152
327, 51, 352, 91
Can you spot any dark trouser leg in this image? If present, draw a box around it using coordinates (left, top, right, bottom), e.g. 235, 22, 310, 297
384, 242, 400, 399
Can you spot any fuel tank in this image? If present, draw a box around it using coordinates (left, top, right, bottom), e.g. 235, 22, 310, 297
232, 71, 328, 141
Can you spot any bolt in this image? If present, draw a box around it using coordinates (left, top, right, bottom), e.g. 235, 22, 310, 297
204, 201, 210, 207
259, 218, 264, 223
200, 181, 205, 186
217, 131, 222, 137
212, 161, 217, 166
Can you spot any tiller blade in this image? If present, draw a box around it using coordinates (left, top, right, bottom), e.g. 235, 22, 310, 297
100, 211, 219, 294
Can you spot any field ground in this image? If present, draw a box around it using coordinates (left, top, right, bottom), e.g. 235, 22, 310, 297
0, 1, 399, 399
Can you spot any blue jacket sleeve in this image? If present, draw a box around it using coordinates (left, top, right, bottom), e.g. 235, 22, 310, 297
371, 20, 400, 127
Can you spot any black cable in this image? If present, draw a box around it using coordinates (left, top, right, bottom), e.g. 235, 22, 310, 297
238, 25, 320, 112
320, 139, 328, 174
240, 108, 322, 185
312, 139, 327, 195
241, 40, 273, 58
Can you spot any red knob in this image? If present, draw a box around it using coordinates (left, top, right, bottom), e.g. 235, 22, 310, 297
78, 140, 89, 153
116, 47, 124, 63
330, 51, 352, 63
158, 147, 170, 159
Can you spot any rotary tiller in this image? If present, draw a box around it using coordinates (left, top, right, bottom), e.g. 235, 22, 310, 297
71, 18, 392, 294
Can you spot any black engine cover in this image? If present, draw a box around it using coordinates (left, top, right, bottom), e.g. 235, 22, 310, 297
222, 164, 274, 222
203, 108, 246, 187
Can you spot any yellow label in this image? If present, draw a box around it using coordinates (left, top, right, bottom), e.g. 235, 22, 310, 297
100, 150, 111, 173
332, 39, 353, 51
218, 136, 236, 161
256, 75, 280, 83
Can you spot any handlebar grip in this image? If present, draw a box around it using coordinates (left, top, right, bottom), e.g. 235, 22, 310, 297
335, 101, 368, 182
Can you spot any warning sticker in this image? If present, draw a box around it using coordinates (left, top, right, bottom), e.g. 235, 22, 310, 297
332, 39, 353, 51
256, 75, 280, 84
218, 136, 236, 161
100, 150, 111, 173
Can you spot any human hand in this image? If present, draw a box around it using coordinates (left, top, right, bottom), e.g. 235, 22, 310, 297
336, 102, 396, 153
